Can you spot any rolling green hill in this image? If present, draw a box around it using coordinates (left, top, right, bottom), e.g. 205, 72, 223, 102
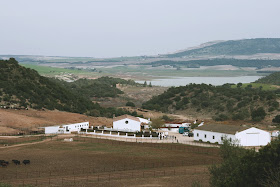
255, 72, 280, 85
166, 38, 280, 58
0, 58, 140, 117
142, 83, 280, 121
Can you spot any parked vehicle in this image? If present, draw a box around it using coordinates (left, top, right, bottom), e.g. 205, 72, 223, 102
179, 127, 190, 134
183, 132, 189, 136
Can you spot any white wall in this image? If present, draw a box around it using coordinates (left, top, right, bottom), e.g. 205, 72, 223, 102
193, 129, 235, 144
159, 128, 179, 133
165, 123, 190, 128
45, 122, 89, 134
45, 126, 60, 134
113, 118, 141, 132
194, 127, 271, 146
235, 127, 271, 146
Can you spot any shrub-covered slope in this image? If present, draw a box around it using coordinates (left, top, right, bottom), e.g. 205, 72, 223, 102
0, 58, 103, 113
0, 58, 140, 117
166, 38, 280, 58
142, 83, 279, 121
56, 76, 139, 98
255, 72, 280, 85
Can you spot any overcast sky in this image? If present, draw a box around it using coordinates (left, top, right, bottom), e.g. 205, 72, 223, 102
0, 0, 280, 58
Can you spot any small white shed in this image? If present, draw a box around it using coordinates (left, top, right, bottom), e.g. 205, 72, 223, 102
193, 124, 271, 146
113, 115, 145, 132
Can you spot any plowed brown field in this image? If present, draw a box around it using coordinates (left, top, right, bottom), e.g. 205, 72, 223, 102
0, 136, 221, 186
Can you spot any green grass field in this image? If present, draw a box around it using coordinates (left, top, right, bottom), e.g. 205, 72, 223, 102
22, 64, 97, 76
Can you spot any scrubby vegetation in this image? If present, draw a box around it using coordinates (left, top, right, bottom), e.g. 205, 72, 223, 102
0, 58, 141, 118
273, 115, 280, 124
53, 76, 139, 98
210, 138, 280, 187
255, 72, 280, 85
142, 83, 279, 121
165, 38, 280, 58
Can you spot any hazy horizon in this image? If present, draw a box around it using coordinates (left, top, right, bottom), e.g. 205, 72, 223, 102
1, 0, 280, 58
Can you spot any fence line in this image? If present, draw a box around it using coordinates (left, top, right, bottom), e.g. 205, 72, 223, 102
3, 166, 210, 186
0, 156, 219, 181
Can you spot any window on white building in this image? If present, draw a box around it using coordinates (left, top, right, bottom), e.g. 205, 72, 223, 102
213, 136, 215, 139
125, 121, 129, 124
221, 137, 223, 140
204, 134, 207, 138
197, 133, 199, 137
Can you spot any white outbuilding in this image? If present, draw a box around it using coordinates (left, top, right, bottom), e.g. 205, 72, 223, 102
193, 124, 271, 146
44, 122, 90, 134
113, 115, 150, 132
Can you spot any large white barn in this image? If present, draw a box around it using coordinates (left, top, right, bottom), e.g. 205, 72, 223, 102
44, 122, 90, 134
193, 124, 271, 146
113, 115, 150, 132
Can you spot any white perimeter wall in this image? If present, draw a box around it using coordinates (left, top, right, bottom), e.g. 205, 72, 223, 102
113, 118, 141, 132
45, 122, 89, 134
235, 127, 271, 146
193, 129, 235, 144
45, 126, 60, 134
159, 128, 179, 133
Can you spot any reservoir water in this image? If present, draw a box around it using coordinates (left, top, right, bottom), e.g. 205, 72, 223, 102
137, 76, 263, 87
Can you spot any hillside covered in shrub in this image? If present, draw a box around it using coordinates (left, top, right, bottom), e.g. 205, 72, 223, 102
142, 83, 280, 121
0, 58, 140, 118
54, 76, 139, 98
255, 72, 280, 85
165, 38, 280, 58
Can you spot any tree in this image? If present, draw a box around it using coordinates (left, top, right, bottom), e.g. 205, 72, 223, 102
143, 81, 147, 87
151, 118, 165, 129
273, 115, 280, 124
126, 101, 135, 107
209, 138, 280, 187
162, 115, 171, 121
149, 82, 152, 87
237, 82, 243, 88
251, 107, 266, 121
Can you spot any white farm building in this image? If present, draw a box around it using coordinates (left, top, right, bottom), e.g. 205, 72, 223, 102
113, 115, 150, 132
193, 124, 271, 146
44, 122, 90, 134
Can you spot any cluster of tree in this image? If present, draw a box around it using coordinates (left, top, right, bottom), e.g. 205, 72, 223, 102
165, 38, 280, 58
0, 58, 141, 118
255, 72, 280, 85
148, 59, 280, 68
142, 83, 279, 122
53, 76, 142, 98
210, 138, 280, 187
143, 81, 152, 87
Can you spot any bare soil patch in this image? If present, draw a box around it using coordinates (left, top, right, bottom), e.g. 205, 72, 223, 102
0, 109, 113, 134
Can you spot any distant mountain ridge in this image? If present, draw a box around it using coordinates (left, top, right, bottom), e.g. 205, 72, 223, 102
165, 38, 280, 58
